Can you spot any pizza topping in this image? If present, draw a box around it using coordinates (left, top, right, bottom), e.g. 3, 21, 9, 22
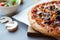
47, 18, 50, 20
32, 8, 37, 13
55, 15, 60, 21
56, 9, 60, 15
31, 1, 60, 32
44, 21, 48, 24
49, 28, 54, 32
49, 5, 55, 11
32, 13, 37, 19
44, 21, 53, 25
44, 14, 50, 19
56, 21, 60, 26
37, 10, 42, 14
38, 13, 42, 18
38, 12, 44, 18
44, 4, 56, 11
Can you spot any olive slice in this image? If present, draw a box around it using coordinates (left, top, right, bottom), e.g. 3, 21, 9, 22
56, 10, 60, 15
56, 15, 60, 21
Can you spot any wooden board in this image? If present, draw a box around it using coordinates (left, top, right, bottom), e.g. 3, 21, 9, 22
27, 26, 59, 40
27, 26, 54, 37
27, 26, 41, 37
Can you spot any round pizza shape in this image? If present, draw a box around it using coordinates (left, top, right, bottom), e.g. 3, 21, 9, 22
28, 1, 60, 38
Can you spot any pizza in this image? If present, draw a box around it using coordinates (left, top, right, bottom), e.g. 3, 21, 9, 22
51, 0, 59, 1
28, 1, 60, 38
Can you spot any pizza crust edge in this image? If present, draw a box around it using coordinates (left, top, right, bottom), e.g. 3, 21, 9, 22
28, 8, 60, 38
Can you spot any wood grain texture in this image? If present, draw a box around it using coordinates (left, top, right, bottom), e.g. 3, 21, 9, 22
27, 26, 45, 37
27, 26, 59, 40
27, 26, 55, 37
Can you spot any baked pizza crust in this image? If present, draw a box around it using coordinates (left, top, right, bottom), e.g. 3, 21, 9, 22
51, 0, 59, 1
28, 8, 60, 38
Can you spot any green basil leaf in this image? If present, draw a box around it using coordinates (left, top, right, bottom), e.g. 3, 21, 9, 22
11, 0, 16, 2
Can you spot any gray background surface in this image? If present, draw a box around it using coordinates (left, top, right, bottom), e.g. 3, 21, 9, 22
0, 0, 58, 40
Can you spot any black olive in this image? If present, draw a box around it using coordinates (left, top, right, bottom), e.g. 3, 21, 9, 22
52, 5, 55, 9
50, 6, 53, 10
38, 13, 44, 18
50, 5, 55, 10
44, 20, 49, 24
44, 17, 50, 21
46, 14, 50, 17
49, 6, 52, 10
56, 10, 60, 15
47, 18, 50, 20
56, 16, 60, 21
44, 14, 50, 21
44, 21, 52, 25
48, 21, 52, 25
44, 21, 47, 24
56, 8, 58, 10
